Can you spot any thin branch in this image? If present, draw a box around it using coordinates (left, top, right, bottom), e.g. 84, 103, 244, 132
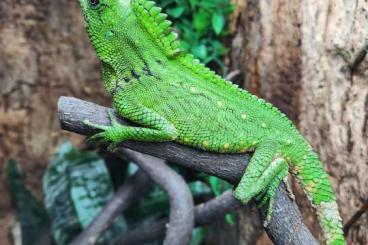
343, 200, 368, 235
117, 149, 195, 245
349, 40, 368, 74
112, 190, 242, 245
70, 170, 150, 245
58, 96, 320, 245
58, 96, 249, 184
195, 190, 242, 226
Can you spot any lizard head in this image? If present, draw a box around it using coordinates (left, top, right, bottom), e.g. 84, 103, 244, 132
78, 0, 146, 93
78, 0, 131, 59
78, 0, 185, 93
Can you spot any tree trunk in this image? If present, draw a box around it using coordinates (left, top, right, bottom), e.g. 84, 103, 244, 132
0, 1, 106, 243
230, 0, 368, 244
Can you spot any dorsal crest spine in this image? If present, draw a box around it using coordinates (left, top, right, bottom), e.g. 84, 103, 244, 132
131, 0, 290, 123
131, 1, 233, 89
131, 0, 181, 58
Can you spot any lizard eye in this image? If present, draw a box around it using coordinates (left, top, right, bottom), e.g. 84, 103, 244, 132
90, 0, 100, 7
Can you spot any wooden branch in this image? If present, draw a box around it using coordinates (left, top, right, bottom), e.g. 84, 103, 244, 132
70, 170, 150, 245
117, 149, 195, 245
343, 200, 368, 235
70, 150, 195, 245
112, 190, 242, 245
58, 96, 320, 245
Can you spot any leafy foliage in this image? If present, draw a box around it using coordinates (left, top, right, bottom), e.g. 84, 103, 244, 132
8, 139, 235, 244
208, 176, 235, 224
6, 160, 49, 245
156, 0, 234, 73
126, 180, 213, 220
43, 142, 126, 244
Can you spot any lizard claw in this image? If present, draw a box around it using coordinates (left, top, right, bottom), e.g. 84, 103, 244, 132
84, 119, 109, 131
283, 176, 295, 201
106, 142, 119, 152
256, 194, 274, 227
107, 110, 120, 126
86, 132, 109, 145
83, 110, 125, 151
255, 188, 276, 227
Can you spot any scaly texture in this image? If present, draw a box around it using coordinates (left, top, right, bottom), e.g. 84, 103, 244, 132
77, 0, 346, 244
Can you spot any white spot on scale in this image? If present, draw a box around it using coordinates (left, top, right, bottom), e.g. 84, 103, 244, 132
316, 202, 342, 226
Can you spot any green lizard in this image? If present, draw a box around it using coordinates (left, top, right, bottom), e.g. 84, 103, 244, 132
77, 0, 346, 244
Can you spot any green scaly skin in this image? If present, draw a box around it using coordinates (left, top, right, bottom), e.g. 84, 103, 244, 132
77, 0, 346, 244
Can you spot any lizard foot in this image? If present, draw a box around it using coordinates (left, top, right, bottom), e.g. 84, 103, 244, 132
255, 170, 288, 227
84, 110, 125, 151
283, 176, 295, 201
256, 185, 277, 227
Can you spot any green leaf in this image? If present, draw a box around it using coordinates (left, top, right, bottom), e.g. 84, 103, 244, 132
198, 0, 217, 9
188, 0, 197, 9
190, 227, 208, 245
208, 176, 235, 225
7, 160, 49, 245
208, 176, 221, 196
188, 181, 212, 195
127, 180, 212, 219
225, 213, 236, 225
43, 142, 127, 244
212, 13, 225, 35
156, 0, 233, 68
193, 11, 211, 32
192, 44, 208, 60
7, 159, 22, 207
167, 6, 185, 18
126, 186, 170, 219
180, 40, 191, 51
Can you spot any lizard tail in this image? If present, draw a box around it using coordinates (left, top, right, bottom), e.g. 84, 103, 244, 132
297, 151, 346, 245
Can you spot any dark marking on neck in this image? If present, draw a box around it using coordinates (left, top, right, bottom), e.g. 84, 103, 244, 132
112, 82, 124, 96
131, 70, 140, 80
142, 61, 153, 76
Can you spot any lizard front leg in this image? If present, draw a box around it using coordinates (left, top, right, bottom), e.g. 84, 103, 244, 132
85, 97, 178, 150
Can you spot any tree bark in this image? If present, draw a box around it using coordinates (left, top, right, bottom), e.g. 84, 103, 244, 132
0, 1, 106, 244
230, 0, 368, 244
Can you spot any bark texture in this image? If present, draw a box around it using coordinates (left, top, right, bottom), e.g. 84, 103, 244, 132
0, 1, 106, 244
230, 0, 368, 244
